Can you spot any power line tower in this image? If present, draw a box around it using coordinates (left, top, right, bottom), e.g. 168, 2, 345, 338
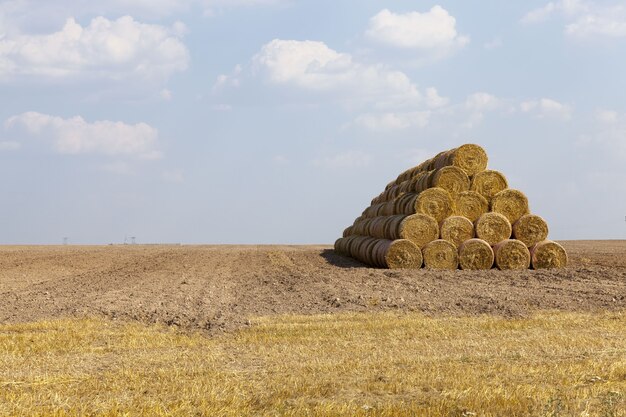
63, 237, 68, 245
130, 236, 136, 244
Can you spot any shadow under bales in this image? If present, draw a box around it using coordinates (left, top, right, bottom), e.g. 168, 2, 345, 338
319, 249, 368, 269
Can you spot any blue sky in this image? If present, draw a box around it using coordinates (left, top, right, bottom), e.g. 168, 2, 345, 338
1, 0, 625, 244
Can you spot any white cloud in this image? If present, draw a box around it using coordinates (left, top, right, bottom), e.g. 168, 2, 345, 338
521, 0, 588, 24
5, 111, 160, 158
0, 16, 189, 81
353, 111, 431, 131
520, 98, 572, 120
366, 7, 469, 53
565, 8, 626, 38
0, 140, 20, 150
313, 150, 371, 169
213, 64, 242, 91
595, 109, 619, 124
251, 39, 422, 108
466, 92, 500, 112
425, 87, 448, 108
463, 92, 502, 128
522, 1, 626, 39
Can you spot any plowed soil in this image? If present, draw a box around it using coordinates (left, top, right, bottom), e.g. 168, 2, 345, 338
1, 241, 624, 332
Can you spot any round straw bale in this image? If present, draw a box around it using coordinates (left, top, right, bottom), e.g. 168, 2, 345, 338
432, 144, 488, 176
394, 213, 439, 248
369, 217, 387, 237
429, 166, 470, 196
363, 237, 381, 266
342, 226, 353, 237
334, 238, 344, 254
351, 218, 368, 235
352, 236, 377, 266
411, 187, 454, 222
455, 191, 489, 222
491, 189, 530, 224
512, 214, 549, 248
335, 235, 357, 255
530, 240, 568, 269
493, 239, 531, 270
422, 239, 459, 270
351, 236, 369, 262
470, 170, 508, 199
396, 193, 417, 214
413, 171, 431, 193
475, 212, 512, 246
458, 238, 494, 270
440, 216, 475, 248
375, 239, 423, 269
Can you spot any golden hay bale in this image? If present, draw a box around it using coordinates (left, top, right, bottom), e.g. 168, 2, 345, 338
493, 239, 531, 270
470, 170, 508, 199
530, 240, 568, 269
395, 213, 439, 248
408, 188, 454, 223
431, 144, 488, 176
429, 166, 470, 196
422, 239, 459, 270
490, 189, 530, 224
458, 238, 494, 270
373, 239, 423, 269
440, 216, 475, 248
475, 212, 512, 246
454, 191, 489, 222
512, 214, 549, 248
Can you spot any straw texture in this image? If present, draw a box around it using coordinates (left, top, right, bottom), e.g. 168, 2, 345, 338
475, 212, 512, 246
490, 189, 530, 224
455, 191, 489, 222
470, 170, 508, 199
431, 144, 488, 176
422, 239, 459, 270
493, 239, 531, 270
513, 214, 549, 248
530, 240, 568, 269
410, 188, 455, 222
440, 216, 475, 248
458, 238, 494, 270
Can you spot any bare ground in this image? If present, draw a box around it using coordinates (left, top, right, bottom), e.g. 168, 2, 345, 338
0, 241, 624, 332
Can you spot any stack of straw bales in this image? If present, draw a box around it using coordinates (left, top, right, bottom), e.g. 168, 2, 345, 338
335, 144, 567, 270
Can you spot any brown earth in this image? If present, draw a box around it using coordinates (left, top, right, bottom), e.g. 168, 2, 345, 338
0, 241, 624, 333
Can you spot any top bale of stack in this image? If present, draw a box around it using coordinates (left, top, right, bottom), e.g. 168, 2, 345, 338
392, 144, 488, 187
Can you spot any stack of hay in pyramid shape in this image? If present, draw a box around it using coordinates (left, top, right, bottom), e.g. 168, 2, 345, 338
334, 144, 568, 270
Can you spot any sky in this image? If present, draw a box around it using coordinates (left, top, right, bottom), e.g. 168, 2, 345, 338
1, 0, 625, 244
